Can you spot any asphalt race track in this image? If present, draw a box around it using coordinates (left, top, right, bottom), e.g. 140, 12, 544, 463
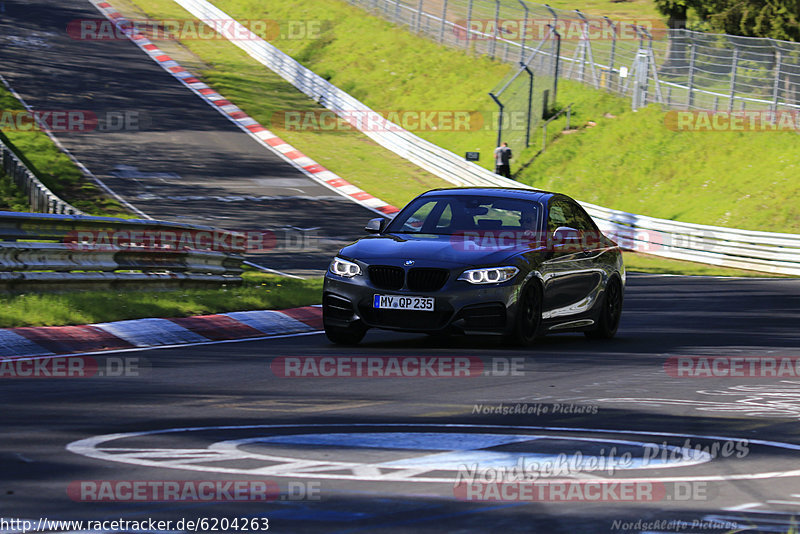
0, 0, 381, 275
2, 274, 800, 533
2, 1, 800, 533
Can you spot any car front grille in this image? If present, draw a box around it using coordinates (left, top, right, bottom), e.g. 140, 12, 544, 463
368, 265, 405, 290
407, 268, 449, 292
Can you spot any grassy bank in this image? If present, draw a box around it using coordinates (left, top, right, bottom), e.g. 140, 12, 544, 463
0, 86, 129, 216
122, 0, 793, 277
199, 0, 797, 234
0, 272, 323, 328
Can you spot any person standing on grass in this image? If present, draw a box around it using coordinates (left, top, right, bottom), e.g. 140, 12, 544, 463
494, 142, 512, 179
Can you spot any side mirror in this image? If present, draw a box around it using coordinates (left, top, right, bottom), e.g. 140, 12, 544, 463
551, 226, 582, 251
365, 217, 386, 234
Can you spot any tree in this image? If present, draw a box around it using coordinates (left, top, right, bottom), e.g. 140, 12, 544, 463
653, 1, 708, 73
656, 0, 800, 42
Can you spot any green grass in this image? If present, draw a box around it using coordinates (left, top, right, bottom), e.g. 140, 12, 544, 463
0, 87, 129, 216
517, 100, 800, 233
0, 272, 323, 328
0, 170, 29, 212
541, 0, 662, 20
122, 0, 796, 277
193, 0, 797, 233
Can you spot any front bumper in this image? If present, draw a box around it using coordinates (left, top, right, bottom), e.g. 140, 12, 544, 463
323, 273, 522, 335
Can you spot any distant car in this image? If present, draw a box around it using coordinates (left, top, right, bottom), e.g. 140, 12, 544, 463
323, 187, 624, 345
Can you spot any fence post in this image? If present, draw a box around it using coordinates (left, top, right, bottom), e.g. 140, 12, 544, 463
728, 44, 739, 113
771, 49, 782, 114
523, 64, 534, 147
605, 16, 616, 92
632, 48, 648, 110
465, 0, 473, 50
490, 0, 500, 59
687, 40, 696, 108
438, 0, 448, 43
516, 0, 529, 64
489, 92, 504, 147
549, 25, 560, 104
415, 0, 424, 32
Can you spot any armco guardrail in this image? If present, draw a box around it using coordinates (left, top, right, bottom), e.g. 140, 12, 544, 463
0, 133, 82, 215
0, 211, 245, 291
168, 0, 800, 276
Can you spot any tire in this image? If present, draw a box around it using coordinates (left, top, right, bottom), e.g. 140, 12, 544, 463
585, 276, 623, 339
509, 281, 542, 347
324, 323, 367, 345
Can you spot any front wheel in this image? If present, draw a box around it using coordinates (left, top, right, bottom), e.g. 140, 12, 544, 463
585, 276, 623, 339
508, 281, 542, 347
324, 323, 367, 345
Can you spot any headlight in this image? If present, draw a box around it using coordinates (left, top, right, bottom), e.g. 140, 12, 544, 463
458, 266, 519, 284
329, 257, 361, 278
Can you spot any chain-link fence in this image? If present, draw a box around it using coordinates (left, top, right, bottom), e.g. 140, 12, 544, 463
488, 28, 557, 150
345, 0, 800, 123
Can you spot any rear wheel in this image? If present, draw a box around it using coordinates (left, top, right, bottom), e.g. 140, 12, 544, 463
324, 323, 367, 345
509, 281, 542, 346
585, 276, 623, 339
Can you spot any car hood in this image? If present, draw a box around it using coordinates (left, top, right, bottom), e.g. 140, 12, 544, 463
338, 233, 533, 267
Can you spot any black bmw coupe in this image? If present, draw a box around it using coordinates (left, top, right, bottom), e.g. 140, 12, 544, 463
323, 187, 624, 345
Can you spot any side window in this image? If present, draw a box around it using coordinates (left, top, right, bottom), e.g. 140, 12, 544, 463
567, 202, 597, 232
434, 203, 453, 230
400, 200, 437, 232
547, 201, 569, 232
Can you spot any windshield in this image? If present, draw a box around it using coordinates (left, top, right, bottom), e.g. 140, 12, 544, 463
385, 195, 541, 236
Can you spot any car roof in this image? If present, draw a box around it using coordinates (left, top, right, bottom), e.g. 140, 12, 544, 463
417, 187, 558, 204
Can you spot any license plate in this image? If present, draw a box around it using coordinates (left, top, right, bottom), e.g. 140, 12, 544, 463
373, 294, 434, 311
